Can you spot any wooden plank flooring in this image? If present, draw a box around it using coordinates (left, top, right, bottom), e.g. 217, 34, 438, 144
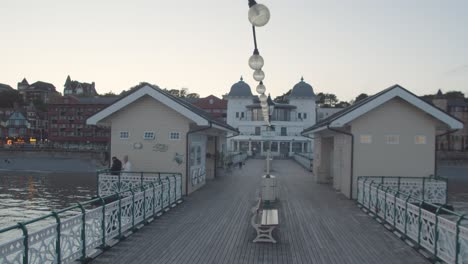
91, 159, 428, 264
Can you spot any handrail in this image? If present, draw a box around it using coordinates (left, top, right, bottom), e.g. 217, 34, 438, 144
357, 177, 467, 263
293, 152, 313, 160
0, 173, 183, 264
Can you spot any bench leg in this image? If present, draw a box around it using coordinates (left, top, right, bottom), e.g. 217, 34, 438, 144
253, 226, 277, 243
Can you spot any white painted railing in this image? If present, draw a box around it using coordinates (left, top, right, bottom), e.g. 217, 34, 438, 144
0, 173, 182, 264
358, 176, 447, 204
293, 152, 313, 171
357, 177, 467, 263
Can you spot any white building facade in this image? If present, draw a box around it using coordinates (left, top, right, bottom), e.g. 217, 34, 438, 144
226, 77, 316, 157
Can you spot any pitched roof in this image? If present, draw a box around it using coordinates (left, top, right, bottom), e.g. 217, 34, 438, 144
302, 84, 464, 135
29, 81, 56, 91
87, 84, 236, 132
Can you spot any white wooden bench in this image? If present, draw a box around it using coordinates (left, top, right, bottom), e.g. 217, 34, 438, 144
251, 199, 279, 243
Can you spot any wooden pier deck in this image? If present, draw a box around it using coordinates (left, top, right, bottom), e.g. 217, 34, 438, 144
91, 159, 428, 264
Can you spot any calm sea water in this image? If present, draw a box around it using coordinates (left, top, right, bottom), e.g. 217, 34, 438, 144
0, 171, 96, 229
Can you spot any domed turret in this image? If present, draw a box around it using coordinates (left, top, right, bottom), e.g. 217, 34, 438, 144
227, 76, 253, 97
290, 77, 315, 98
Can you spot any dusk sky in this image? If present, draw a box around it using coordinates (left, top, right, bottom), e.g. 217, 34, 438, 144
2, 0, 468, 101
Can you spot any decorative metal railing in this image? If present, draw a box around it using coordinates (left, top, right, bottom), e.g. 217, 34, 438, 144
97, 171, 182, 197
358, 176, 447, 204
293, 152, 313, 171
0, 173, 182, 264
357, 177, 468, 264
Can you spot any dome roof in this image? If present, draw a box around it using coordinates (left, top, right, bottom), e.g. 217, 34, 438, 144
290, 77, 315, 98
227, 77, 253, 97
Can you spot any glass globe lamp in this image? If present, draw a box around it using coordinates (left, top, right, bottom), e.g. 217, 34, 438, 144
253, 69, 265, 82
248, 4, 270, 27
256, 83, 266, 94
259, 93, 267, 103
248, 54, 264, 70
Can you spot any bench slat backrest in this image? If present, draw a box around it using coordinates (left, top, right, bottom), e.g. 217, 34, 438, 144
261, 209, 278, 226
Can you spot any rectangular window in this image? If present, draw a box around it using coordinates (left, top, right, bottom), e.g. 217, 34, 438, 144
303, 113, 307, 119
360, 135, 372, 144
415, 135, 426, 144
143, 131, 155, 140
281, 127, 287, 136
170, 132, 180, 140
386, 135, 399, 145
236, 112, 239, 118
120, 131, 129, 139
255, 127, 261, 135
298, 113, 302, 119
241, 112, 245, 118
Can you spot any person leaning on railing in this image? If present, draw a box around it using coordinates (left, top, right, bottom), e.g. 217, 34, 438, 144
110, 156, 122, 175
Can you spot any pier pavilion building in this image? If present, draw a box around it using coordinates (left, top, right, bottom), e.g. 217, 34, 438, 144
226, 77, 316, 158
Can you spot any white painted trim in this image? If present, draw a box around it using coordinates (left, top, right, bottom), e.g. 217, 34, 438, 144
211, 123, 235, 133
302, 126, 327, 135
87, 85, 209, 126
329, 87, 463, 129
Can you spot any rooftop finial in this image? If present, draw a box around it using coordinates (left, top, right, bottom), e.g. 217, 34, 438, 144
301, 76, 304, 82
240, 76, 243, 81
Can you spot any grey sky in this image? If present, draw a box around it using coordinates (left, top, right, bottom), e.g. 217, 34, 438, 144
1, 0, 467, 101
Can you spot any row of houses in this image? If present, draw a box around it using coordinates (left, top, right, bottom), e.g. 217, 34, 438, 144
87, 83, 463, 198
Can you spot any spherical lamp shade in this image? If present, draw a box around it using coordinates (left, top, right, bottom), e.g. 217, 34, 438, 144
259, 93, 267, 103
253, 69, 265, 82
260, 101, 267, 108
248, 4, 270, 27
248, 54, 264, 70
256, 83, 266, 94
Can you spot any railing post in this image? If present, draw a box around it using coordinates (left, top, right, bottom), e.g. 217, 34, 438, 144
143, 186, 147, 222
362, 178, 368, 206
394, 191, 400, 228
398, 177, 401, 192
98, 196, 106, 248
368, 181, 374, 212
51, 211, 61, 263
130, 189, 135, 230
434, 205, 444, 258
151, 182, 156, 217
403, 195, 411, 238
357, 176, 361, 204
171, 175, 176, 205
18, 222, 28, 264
166, 176, 171, 206
422, 178, 426, 201
384, 186, 390, 222
96, 171, 100, 196
417, 201, 424, 247
77, 202, 87, 262
118, 193, 122, 239
455, 214, 466, 264
180, 174, 183, 199
118, 173, 121, 194
140, 172, 144, 191
159, 176, 164, 211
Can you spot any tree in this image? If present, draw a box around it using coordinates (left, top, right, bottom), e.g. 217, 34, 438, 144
0, 90, 23, 108
186, 93, 200, 99
354, 93, 368, 103
317, 92, 339, 107
274, 89, 291, 103
102, 91, 117, 97
335, 101, 351, 108
445, 91, 465, 99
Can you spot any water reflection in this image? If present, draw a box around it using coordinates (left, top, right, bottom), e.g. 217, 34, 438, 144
0, 171, 96, 229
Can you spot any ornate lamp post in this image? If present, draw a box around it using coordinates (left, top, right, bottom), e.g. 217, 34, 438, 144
246, 1, 276, 205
